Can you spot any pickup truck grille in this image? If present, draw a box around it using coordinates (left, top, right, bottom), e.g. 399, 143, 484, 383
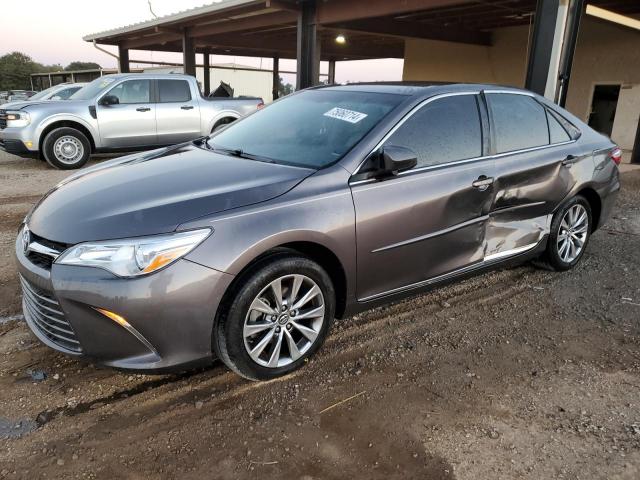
0, 110, 6, 130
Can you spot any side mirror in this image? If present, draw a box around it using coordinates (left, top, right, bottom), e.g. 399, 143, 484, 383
99, 95, 119, 106
50, 95, 62, 101
369, 145, 417, 178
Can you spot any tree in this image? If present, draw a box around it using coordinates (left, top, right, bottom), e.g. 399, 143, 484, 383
65, 61, 101, 71
278, 76, 294, 97
0, 52, 60, 90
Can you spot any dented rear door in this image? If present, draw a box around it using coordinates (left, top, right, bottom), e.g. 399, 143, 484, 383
483, 91, 581, 258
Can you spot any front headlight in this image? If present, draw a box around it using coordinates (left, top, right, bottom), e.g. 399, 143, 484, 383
5, 111, 31, 128
56, 229, 211, 277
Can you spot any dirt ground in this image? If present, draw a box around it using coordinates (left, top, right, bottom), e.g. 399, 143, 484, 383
1, 151, 639, 480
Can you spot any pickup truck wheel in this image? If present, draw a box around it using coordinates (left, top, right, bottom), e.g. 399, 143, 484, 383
43, 127, 91, 170
214, 253, 335, 381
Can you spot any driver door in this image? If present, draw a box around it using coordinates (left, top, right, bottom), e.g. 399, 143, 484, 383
97, 79, 157, 148
351, 94, 494, 301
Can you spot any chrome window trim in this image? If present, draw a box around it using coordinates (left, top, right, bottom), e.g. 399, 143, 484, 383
351, 91, 481, 177
349, 90, 577, 187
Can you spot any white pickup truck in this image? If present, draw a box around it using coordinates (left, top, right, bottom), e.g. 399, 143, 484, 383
0, 73, 263, 169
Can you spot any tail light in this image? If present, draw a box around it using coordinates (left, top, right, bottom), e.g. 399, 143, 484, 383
257, 101, 265, 110
610, 147, 622, 165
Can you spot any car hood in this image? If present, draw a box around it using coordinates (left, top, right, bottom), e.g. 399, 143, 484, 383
6, 99, 88, 111
2, 100, 53, 109
28, 143, 314, 244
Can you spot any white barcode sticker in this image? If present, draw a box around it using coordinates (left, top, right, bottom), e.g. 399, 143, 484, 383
323, 107, 368, 124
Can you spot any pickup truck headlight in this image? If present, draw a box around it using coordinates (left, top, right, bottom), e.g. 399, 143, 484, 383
56, 229, 211, 277
5, 111, 31, 128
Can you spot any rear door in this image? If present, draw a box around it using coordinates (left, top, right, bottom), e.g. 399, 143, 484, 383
155, 79, 201, 145
97, 79, 156, 148
351, 93, 495, 301
484, 91, 582, 258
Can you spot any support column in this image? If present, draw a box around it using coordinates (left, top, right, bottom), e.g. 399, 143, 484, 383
203, 49, 211, 96
117, 45, 130, 73
557, 0, 585, 107
272, 56, 280, 100
328, 59, 336, 84
182, 30, 196, 77
525, 0, 584, 103
296, 0, 320, 90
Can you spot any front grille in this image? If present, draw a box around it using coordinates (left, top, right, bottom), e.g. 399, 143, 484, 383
24, 233, 67, 271
20, 276, 82, 353
0, 110, 6, 130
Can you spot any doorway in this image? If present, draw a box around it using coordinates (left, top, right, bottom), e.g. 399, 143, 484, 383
588, 84, 620, 137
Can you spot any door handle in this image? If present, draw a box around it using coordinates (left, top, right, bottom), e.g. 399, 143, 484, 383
562, 155, 578, 167
181, 105, 194, 110
472, 176, 494, 191
136, 107, 151, 112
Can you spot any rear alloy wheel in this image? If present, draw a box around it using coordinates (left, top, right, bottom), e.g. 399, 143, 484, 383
534, 195, 592, 271
215, 254, 335, 380
43, 127, 91, 170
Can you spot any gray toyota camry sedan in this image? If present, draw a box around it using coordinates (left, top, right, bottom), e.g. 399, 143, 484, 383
16, 83, 620, 380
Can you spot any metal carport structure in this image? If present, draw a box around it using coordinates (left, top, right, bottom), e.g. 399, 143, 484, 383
83, 0, 640, 160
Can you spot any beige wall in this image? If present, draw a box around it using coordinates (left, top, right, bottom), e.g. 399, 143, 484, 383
402, 17, 640, 156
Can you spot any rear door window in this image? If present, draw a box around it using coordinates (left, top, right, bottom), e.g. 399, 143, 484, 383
384, 94, 483, 168
486, 93, 549, 153
158, 80, 192, 103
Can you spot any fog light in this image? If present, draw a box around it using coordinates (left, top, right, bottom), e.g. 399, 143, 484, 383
24, 141, 33, 148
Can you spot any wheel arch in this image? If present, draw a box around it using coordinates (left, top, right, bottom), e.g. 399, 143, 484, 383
208, 111, 240, 133
216, 240, 349, 322
575, 187, 602, 232
38, 119, 96, 156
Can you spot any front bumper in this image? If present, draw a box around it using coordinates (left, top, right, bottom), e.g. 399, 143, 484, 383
15, 232, 234, 371
0, 126, 39, 156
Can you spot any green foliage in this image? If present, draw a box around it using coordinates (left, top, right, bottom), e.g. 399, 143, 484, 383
278, 76, 294, 97
65, 61, 101, 71
0, 52, 99, 90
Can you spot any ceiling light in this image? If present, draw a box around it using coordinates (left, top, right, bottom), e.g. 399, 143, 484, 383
586, 5, 640, 31
335, 34, 346, 45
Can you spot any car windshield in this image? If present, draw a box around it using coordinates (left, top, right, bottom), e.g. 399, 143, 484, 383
69, 76, 117, 100
29, 85, 60, 101
205, 89, 406, 169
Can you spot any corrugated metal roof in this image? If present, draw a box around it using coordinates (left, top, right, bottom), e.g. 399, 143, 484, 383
83, 0, 259, 41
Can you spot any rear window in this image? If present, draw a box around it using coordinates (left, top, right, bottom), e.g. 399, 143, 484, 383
487, 93, 549, 153
158, 80, 191, 103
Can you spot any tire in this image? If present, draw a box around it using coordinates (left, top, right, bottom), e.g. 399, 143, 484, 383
534, 195, 592, 271
214, 253, 335, 381
42, 127, 91, 170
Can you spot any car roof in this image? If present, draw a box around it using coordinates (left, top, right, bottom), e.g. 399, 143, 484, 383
317, 82, 527, 97
99, 73, 194, 81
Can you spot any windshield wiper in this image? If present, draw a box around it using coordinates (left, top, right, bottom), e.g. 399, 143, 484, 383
208, 143, 276, 164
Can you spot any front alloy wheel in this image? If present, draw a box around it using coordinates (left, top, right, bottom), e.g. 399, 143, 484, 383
243, 274, 325, 368
215, 253, 335, 380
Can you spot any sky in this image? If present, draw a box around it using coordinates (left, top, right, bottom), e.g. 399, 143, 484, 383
1, 0, 404, 85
